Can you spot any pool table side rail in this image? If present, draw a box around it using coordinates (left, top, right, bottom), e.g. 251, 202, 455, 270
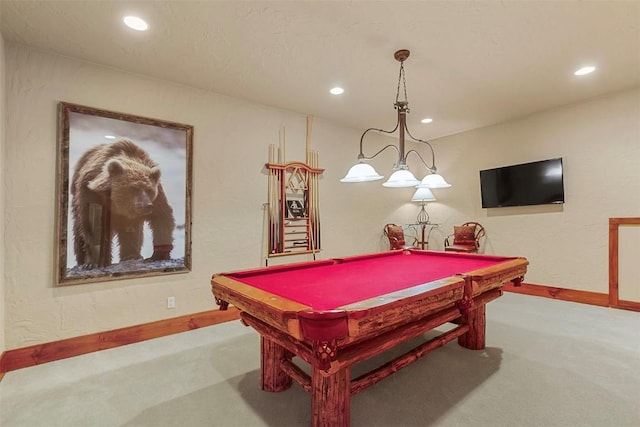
466, 257, 529, 295
339, 278, 466, 343
405, 249, 521, 261
339, 257, 527, 344
212, 273, 467, 344
212, 274, 311, 339
218, 259, 337, 278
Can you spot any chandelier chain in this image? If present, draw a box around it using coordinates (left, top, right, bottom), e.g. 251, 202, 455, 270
395, 62, 409, 104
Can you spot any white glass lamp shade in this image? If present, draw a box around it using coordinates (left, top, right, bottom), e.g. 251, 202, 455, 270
411, 187, 436, 202
340, 162, 384, 182
382, 169, 420, 188
417, 173, 451, 188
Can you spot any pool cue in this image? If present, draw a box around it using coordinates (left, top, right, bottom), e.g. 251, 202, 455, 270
311, 150, 316, 253
280, 126, 285, 164
271, 145, 280, 254
262, 202, 269, 265
307, 150, 315, 254
268, 145, 275, 256
305, 116, 318, 256
306, 116, 313, 165
313, 150, 321, 251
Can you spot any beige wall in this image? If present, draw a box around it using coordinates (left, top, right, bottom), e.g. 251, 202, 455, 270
429, 88, 640, 291
0, 34, 6, 353
2, 43, 409, 349
619, 225, 640, 301
2, 42, 639, 350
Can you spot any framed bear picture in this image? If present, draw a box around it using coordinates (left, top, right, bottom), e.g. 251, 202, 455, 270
56, 102, 193, 285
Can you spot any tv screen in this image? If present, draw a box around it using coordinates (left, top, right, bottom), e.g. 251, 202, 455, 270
480, 158, 565, 208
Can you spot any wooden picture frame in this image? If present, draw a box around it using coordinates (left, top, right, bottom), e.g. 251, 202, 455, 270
56, 102, 193, 285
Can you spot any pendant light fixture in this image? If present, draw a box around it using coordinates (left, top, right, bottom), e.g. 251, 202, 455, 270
340, 49, 451, 189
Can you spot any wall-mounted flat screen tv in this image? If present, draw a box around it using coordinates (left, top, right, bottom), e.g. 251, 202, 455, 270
479, 158, 565, 208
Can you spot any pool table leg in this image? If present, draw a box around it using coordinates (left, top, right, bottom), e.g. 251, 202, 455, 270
261, 336, 293, 392
311, 366, 351, 427
458, 304, 486, 350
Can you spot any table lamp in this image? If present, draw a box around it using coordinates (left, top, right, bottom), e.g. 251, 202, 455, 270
411, 187, 436, 224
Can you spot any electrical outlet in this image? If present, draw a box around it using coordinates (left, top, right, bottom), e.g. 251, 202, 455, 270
167, 296, 176, 309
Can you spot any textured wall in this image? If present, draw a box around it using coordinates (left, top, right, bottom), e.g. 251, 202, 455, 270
0, 34, 6, 353
2, 43, 414, 349
619, 225, 640, 301
431, 89, 640, 292
3, 42, 639, 350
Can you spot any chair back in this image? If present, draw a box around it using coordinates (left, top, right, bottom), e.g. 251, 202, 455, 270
384, 224, 406, 250
444, 222, 486, 253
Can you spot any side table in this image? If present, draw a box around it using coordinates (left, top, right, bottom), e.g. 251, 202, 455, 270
405, 223, 439, 249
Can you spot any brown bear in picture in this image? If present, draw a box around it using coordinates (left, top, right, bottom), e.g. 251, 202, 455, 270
71, 139, 175, 269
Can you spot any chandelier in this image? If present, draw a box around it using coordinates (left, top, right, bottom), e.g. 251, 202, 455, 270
340, 49, 451, 189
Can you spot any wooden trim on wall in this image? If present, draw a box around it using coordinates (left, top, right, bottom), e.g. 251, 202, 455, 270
0, 308, 240, 375
504, 218, 640, 313
4, 224, 639, 377
609, 217, 640, 311
502, 282, 610, 307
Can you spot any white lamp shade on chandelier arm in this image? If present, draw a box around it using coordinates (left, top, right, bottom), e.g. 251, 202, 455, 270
417, 173, 451, 189
340, 49, 451, 189
382, 168, 420, 188
339, 162, 384, 182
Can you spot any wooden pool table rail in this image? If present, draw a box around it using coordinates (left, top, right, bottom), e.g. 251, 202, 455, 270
211, 255, 527, 346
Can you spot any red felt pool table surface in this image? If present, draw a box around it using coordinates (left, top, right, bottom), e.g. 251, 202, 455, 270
226, 250, 516, 310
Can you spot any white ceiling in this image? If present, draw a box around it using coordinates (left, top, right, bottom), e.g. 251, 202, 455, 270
2, 1, 639, 140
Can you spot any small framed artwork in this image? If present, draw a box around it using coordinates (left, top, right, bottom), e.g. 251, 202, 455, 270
286, 198, 306, 218
56, 102, 193, 285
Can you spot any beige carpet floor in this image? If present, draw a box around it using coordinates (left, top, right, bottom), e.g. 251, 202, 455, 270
1, 293, 639, 426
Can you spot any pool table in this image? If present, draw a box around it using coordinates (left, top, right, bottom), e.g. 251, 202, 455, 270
211, 250, 528, 427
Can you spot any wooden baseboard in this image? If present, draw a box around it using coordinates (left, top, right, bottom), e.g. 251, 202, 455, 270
613, 299, 640, 312
2, 282, 637, 376
503, 282, 612, 307
0, 308, 240, 375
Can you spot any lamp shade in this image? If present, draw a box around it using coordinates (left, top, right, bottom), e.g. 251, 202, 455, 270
340, 162, 384, 182
382, 169, 420, 188
411, 187, 436, 202
417, 173, 451, 188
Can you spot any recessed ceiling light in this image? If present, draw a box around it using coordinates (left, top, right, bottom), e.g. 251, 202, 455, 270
123, 16, 148, 31
330, 87, 344, 95
574, 66, 596, 76
421, 118, 433, 124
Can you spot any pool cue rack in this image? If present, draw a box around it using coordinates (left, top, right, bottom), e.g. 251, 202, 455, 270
265, 117, 323, 262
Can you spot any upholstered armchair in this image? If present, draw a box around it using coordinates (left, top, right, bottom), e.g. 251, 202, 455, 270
444, 222, 486, 253
384, 224, 409, 250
